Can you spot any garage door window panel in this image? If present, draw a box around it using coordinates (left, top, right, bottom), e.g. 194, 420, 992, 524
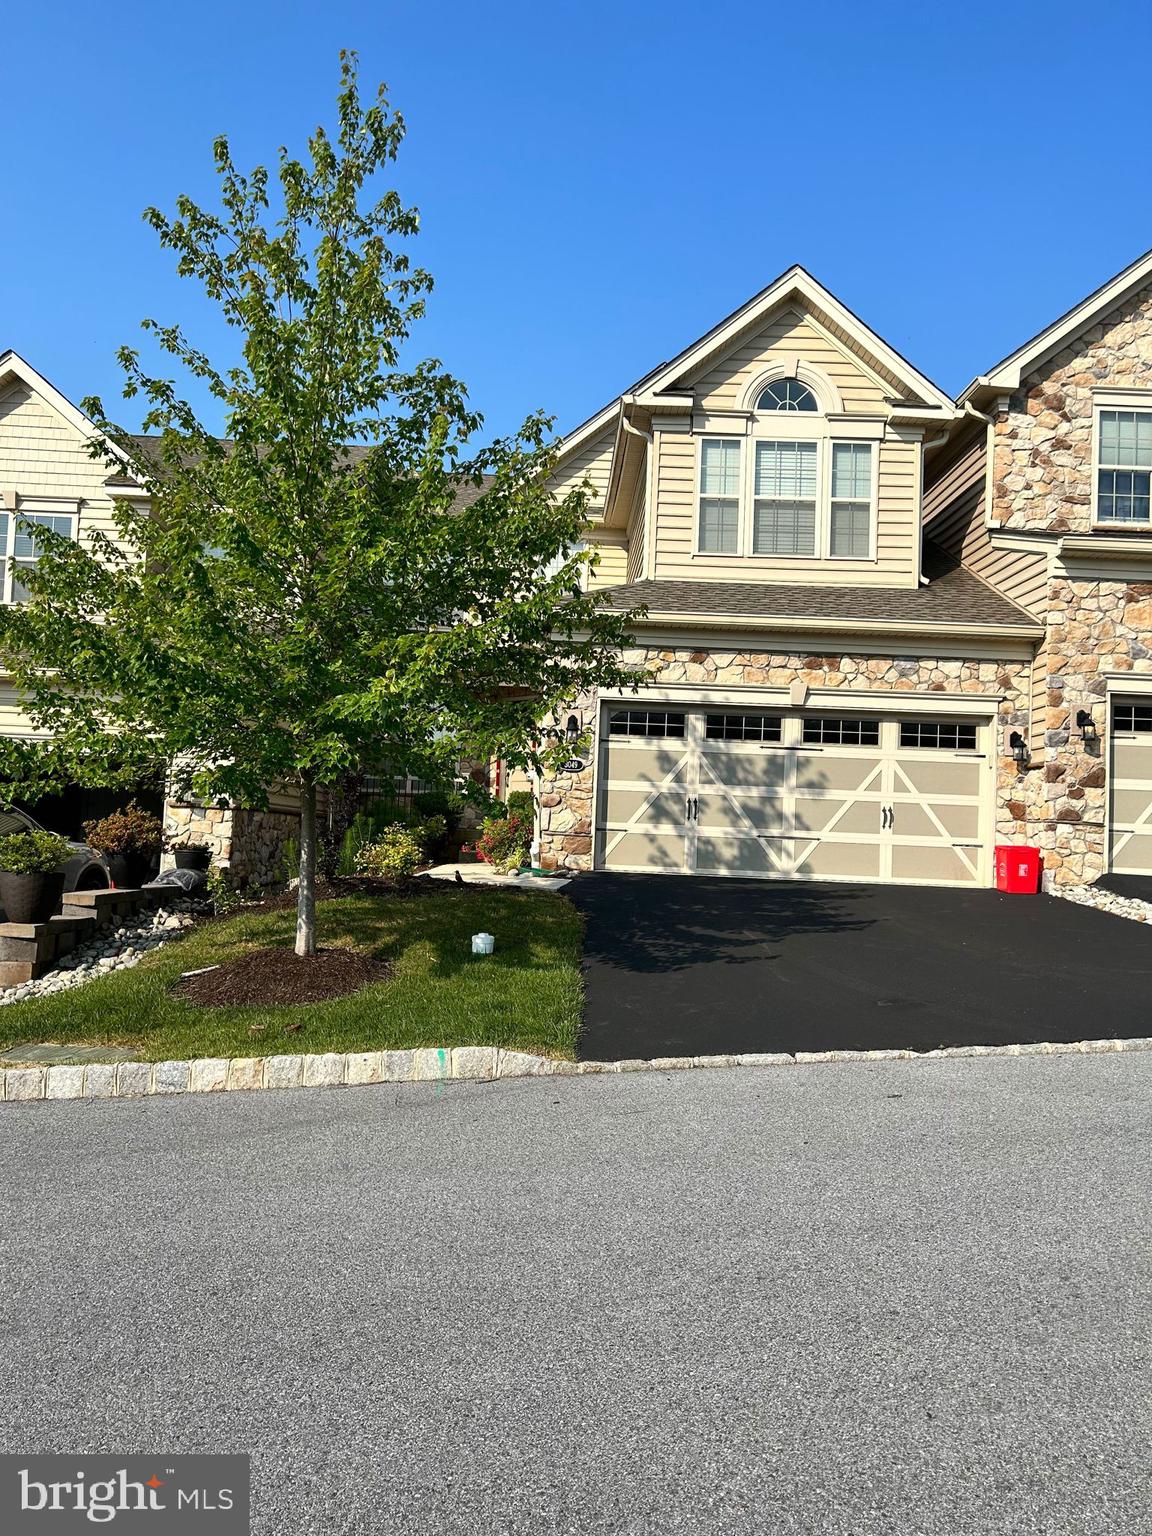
801, 717, 881, 747
899, 721, 979, 751
1113, 702, 1152, 732
608, 710, 686, 738
704, 713, 783, 743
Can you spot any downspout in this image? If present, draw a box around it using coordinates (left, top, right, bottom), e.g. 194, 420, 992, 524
620, 409, 655, 581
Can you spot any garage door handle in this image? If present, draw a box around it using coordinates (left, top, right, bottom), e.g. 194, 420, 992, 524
880, 805, 893, 829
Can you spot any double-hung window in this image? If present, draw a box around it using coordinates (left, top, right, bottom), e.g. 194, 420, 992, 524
830, 443, 873, 557
695, 430, 874, 560
1097, 409, 1152, 525
0, 504, 77, 603
698, 439, 742, 553
753, 441, 818, 555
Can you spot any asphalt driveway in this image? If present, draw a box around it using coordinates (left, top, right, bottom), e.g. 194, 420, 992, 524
567, 873, 1152, 1059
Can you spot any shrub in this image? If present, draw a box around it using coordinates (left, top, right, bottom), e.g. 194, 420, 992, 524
418, 814, 449, 858
0, 829, 72, 874
83, 802, 163, 859
505, 789, 535, 818
475, 809, 532, 869
206, 866, 242, 915
412, 789, 451, 819
355, 824, 427, 879
279, 836, 299, 885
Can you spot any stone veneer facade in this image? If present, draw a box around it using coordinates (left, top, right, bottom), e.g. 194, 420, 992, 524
537, 644, 1031, 874
163, 797, 300, 887
987, 279, 1152, 885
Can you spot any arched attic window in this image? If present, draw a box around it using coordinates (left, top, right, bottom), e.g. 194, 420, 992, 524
756, 377, 819, 412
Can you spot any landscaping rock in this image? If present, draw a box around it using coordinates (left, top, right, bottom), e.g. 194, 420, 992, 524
5, 1066, 46, 1100
0, 898, 206, 1009
345, 1051, 384, 1085
225, 1057, 264, 1093
451, 1047, 498, 1080
263, 1055, 304, 1090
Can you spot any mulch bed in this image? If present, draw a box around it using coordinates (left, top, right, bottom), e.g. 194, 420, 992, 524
173, 946, 393, 1007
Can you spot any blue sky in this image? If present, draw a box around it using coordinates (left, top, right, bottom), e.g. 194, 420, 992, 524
5, 1, 1150, 443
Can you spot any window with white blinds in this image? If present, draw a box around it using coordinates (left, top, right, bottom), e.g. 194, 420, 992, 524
698, 438, 741, 553
830, 442, 873, 558
694, 430, 875, 561
1097, 409, 1152, 524
0, 510, 77, 604
753, 441, 817, 556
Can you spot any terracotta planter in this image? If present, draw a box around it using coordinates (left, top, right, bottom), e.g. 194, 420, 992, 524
0, 869, 66, 925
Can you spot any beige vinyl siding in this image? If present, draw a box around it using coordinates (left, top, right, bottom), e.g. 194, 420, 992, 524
0, 683, 44, 738
0, 381, 138, 558
651, 426, 922, 587
689, 308, 890, 414
924, 427, 1048, 618
586, 537, 628, 590
550, 426, 616, 509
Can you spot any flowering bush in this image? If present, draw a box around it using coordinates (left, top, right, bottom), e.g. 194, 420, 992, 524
475, 809, 532, 869
355, 824, 427, 879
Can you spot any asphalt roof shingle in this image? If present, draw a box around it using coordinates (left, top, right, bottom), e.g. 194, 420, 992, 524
597, 556, 1037, 631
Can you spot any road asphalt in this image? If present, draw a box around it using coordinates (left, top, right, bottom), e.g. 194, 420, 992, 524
2, 1054, 1149, 1534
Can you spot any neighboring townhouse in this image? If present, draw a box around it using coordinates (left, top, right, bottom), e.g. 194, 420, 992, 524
924, 247, 1152, 886
535, 255, 1152, 892
0, 352, 343, 883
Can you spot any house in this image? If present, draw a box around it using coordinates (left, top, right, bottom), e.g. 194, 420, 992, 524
534, 254, 1152, 890
9, 247, 1152, 894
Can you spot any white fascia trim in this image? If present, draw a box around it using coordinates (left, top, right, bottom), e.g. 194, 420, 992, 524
0, 351, 135, 476
624, 268, 959, 414
1057, 535, 1152, 559
960, 246, 1152, 401
600, 683, 1005, 714
553, 399, 622, 471
988, 528, 1060, 553
1104, 674, 1152, 696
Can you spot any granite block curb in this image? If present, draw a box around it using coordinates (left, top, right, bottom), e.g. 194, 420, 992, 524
2, 1036, 1150, 1104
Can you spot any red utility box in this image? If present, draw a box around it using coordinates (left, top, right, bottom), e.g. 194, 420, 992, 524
994, 844, 1042, 894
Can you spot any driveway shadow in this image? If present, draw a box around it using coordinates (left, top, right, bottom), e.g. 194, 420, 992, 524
568, 873, 1152, 1060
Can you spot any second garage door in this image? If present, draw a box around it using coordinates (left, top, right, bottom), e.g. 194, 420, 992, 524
596, 704, 990, 886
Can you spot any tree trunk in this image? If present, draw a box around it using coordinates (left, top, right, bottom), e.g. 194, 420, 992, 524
296, 776, 317, 958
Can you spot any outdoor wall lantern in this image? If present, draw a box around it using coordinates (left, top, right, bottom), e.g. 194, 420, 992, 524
1009, 731, 1031, 770
545, 713, 581, 745
1076, 709, 1099, 746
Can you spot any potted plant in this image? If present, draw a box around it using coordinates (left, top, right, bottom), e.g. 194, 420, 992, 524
0, 829, 72, 924
172, 843, 211, 871
82, 802, 163, 888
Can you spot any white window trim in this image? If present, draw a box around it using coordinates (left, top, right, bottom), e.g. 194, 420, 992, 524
1092, 393, 1152, 529
0, 499, 80, 605
692, 428, 878, 562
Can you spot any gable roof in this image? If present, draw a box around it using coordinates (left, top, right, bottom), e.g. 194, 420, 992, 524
552, 264, 960, 475
0, 350, 136, 476
961, 244, 1152, 401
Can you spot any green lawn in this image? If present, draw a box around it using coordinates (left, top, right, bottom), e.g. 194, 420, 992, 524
0, 888, 584, 1062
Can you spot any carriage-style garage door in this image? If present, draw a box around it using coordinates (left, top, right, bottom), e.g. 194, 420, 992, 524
1108, 696, 1152, 875
596, 704, 991, 887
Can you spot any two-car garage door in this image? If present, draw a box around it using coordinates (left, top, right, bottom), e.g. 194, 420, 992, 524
596, 704, 991, 887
